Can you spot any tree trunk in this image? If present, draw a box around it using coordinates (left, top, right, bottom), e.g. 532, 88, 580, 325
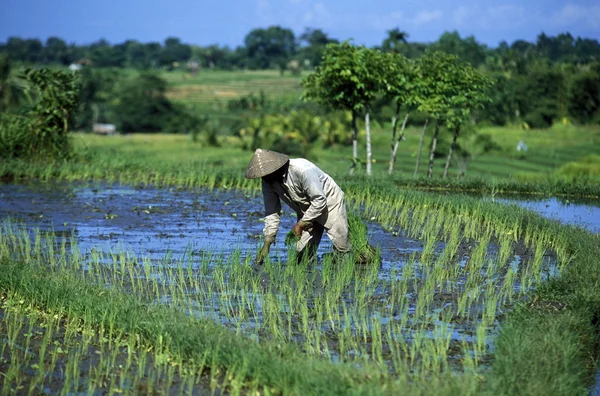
365, 109, 372, 176
350, 111, 358, 175
414, 117, 429, 177
389, 112, 409, 175
388, 101, 401, 175
443, 124, 460, 178
427, 119, 440, 178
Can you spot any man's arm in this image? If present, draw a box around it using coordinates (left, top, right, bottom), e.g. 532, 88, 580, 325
295, 167, 327, 231
257, 180, 281, 264
262, 180, 282, 243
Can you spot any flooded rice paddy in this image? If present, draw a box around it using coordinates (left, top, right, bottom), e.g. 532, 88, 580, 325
0, 181, 581, 378
496, 196, 600, 234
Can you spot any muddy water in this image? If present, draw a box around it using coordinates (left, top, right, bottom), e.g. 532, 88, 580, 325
0, 181, 552, 375
0, 181, 420, 268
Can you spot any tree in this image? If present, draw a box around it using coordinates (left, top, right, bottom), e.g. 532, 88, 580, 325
159, 37, 192, 68
360, 47, 390, 176
192, 44, 236, 69
568, 66, 600, 124
20, 68, 80, 159
74, 67, 124, 130
381, 53, 417, 175
412, 51, 463, 178
302, 42, 381, 175
43, 37, 71, 65
298, 28, 338, 68
381, 28, 409, 54
431, 31, 487, 67
113, 72, 174, 132
244, 26, 296, 70
4, 37, 43, 63
441, 64, 493, 178
87, 39, 126, 67
516, 65, 566, 128
122, 40, 150, 69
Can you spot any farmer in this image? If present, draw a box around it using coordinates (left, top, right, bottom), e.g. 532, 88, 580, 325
244, 148, 350, 265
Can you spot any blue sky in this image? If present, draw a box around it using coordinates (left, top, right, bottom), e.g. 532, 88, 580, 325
1, 0, 599, 48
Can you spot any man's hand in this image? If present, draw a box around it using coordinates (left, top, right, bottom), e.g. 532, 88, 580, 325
292, 223, 304, 237
292, 220, 312, 237
255, 240, 273, 266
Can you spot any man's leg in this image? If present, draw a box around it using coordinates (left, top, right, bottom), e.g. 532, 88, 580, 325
296, 222, 325, 264
326, 200, 351, 253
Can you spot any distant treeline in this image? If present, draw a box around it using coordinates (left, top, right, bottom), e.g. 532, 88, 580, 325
2, 27, 600, 131
1, 27, 600, 70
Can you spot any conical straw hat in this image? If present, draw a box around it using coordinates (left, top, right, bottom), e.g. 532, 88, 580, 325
244, 149, 289, 179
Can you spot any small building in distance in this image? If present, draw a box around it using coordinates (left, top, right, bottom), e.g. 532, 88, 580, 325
92, 123, 117, 135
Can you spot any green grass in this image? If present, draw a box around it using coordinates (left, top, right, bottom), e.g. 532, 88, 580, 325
163, 69, 305, 111
2, 130, 599, 198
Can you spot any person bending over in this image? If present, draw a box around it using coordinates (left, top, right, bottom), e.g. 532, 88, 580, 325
244, 148, 350, 265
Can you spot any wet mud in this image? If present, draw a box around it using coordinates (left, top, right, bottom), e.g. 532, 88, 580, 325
0, 181, 423, 267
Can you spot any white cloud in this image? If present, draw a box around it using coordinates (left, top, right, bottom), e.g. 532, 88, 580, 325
256, 0, 270, 15
255, 0, 335, 31
412, 9, 443, 26
302, 3, 333, 26
447, 4, 528, 31
547, 3, 600, 29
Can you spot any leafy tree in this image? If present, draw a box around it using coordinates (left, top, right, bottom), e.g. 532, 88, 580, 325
74, 67, 124, 130
238, 110, 345, 157
159, 37, 192, 68
43, 37, 71, 65
381, 53, 417, 175
122, 40, 150, 69
244, 26, 296, 70
412, 52, 454, 177
431, 31, 488, 67
297, 28, 338, 68
302, 42, 381, 175
192, 44, 236, 69
87, 39, 126, 67
441, 64, 493, 178
113, 72, 174, 132
568, 65, 600, 124
516, 65, 566, 128
14, 68, 80, 159
359, 47, 391, 175
143, 42, 163, 68
411, 52, 465, 178
4, 37, 43, 63
476, 72, 517, 125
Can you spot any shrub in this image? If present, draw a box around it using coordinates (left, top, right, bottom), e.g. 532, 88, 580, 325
0, 68, 80, 161
555, 155, 600, 183
0, 114, 31, 159
113, 72, 173, 133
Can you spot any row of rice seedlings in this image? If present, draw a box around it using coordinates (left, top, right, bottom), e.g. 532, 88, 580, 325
0, 234, 508, 377
0, 186, 568, 383
0, 293, 253, 394
0, 290, 266, 395
2, 158, 258, 193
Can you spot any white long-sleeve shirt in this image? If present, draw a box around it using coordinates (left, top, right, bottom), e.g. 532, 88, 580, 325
262, 158, 345, 243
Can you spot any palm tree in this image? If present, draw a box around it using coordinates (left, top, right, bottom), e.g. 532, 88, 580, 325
381, 29, 409, 54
